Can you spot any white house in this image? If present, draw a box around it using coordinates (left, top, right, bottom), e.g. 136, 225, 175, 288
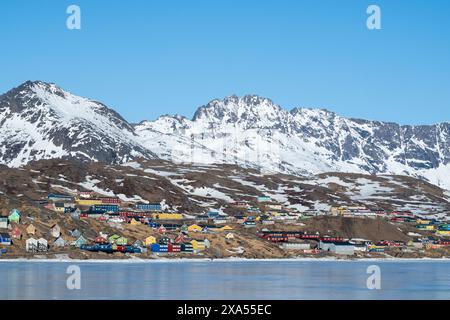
26, 238, 38, 252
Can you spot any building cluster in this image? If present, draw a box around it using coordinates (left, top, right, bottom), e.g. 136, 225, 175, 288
0, 191, 449, 258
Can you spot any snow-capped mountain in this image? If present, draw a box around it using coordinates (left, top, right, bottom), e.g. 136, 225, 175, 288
136, 95, 450, 190
0, 81, 156, 166
2, 81, 450, 190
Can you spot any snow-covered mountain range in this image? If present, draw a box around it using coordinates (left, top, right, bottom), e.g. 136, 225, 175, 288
2, 81, 450, 190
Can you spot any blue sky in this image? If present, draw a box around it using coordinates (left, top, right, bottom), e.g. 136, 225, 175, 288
0, 0, 449, 124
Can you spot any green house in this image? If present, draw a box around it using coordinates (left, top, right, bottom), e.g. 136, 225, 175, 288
116, 237, 128, 245
8, 209, 20, 223
108, 234, 121, 243
74, 235, 87, 247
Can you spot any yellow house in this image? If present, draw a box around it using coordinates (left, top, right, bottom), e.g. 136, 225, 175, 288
220, 225, 234, 231
417, 219, 431, 225
144, 236, 156, 246
76, 199, 103, 206
130, 218, 141, 226
26, 224, 36, 235
191, 239, 205, 251
436, 230, 450, 236
188, 224, 203, 232
152, 213, 183, 220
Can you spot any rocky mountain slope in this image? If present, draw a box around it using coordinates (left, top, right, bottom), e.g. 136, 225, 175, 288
0, 81, 156, 166
1, 159, 448, 218
1, 81, 450, 190
136, 95, 450, 190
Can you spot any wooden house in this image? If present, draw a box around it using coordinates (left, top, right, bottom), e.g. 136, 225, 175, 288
37, 238, 48, 251
51, 224, 61, 238
158, 225, 167, 234
108, 234, 121, 243
26, 224, 36, 235
225, 233, 235, 240
8, 209, 20, 223
0, 217, 8, 229
130, 218, 141, 226
144, 236, 156, 246
0, 233, 11, 246
74, 236, 87, 247
70, 229, 82, 238
115, 237, 128, 245
10, 226, 22, 240
53, 237, 66, 247
26, 238, 38, 252
187, 224, 202, 233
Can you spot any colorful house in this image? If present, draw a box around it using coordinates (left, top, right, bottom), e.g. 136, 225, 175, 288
130, 218, 141, 226
225, 233, 235, 239
74, 236, 87, 247
26, 224, 36, 235
190, 239, 206, 251
108, 234, 121, 243
158, 225, 167, 234
51, 224, 61, 238
187, 224, 203, 233
220, 225, 234, 232
144, 236, 157, 246
8, 209, 20, 223
53, 237, 66, 247
152, 213, 183, 220
26, 238, 38, 252
0, 217, 8, 229
70, 229, 82, 238
37, 238, 48, 251
116, 237, 128, 245
0, 233, 11, 245
76, 199, 103, 206
10, 226, 22, 240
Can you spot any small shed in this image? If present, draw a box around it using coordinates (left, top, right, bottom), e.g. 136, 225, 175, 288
26, 238, 38, 252
8, 209, 20, 223
51, 224, 61, 238
53, 237, 66, 247
26, 224, 36, 235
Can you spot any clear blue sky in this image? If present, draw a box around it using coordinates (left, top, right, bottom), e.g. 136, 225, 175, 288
0, 0, 449, 124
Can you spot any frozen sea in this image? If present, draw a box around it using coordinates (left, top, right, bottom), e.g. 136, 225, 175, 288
0, 259, 449, 300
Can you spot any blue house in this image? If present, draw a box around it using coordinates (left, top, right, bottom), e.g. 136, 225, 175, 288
136, 203, 162, 211
90, 204, 119, 213
0, 233, 11, 245
207, 211, 220, 219
48, 193, 74, 202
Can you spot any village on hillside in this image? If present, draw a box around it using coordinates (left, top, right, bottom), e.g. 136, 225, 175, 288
1, 190, 450, 260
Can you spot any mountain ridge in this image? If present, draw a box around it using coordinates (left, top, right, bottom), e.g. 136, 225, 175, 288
2, 80, 450, 190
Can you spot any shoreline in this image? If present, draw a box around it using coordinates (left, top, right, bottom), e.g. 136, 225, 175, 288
1, 256, 450, 263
